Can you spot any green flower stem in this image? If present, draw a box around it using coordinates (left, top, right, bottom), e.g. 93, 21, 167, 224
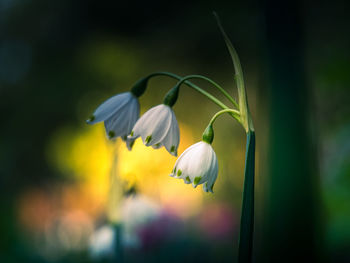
239, 130, 255, 263
146, 72, 226, 108
145, 72, 240, 122
207, 108, 255, 263
209, 108, 242, 126
203, 108, 241, 144
174, 75, 239, 109
213, 13, 256, 262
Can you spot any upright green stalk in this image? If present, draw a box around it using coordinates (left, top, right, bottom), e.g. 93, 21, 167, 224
214, 13, 256, 262
239, 131, 255, 263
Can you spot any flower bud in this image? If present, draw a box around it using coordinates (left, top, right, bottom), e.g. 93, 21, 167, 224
130, 77, 149, 97
202, 124, 214, 144
163, 86, 179, 107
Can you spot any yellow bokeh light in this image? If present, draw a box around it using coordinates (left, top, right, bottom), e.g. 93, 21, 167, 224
116, 124, 204, 218
47, 122, 205, 221
47, 125, 114, 212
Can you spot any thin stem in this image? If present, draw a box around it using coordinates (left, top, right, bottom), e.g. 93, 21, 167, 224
174, 75, 239, 109
238, 131, 255, 263
145, 72, 241, 123
209, 109, 241, 126
146, 72, 226, 108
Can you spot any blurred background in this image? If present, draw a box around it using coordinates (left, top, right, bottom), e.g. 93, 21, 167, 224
1, 0, 349, 262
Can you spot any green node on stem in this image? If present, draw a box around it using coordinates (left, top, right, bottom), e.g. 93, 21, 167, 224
130, 77, 149, 97
202, 124, 214, 144
163, 86, 180, 107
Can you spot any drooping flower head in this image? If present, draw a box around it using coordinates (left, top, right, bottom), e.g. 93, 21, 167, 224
170, 123, 218, 193
128, 104, 180, 156
170, 141, 218, 193
86, 91, 140, 150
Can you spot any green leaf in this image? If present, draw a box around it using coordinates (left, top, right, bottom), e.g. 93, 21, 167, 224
213, 12, 254, 132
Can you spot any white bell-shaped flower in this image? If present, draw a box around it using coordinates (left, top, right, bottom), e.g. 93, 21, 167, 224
170, 141, 218, 193
86, 92, 139, 150
128, 104, 180, 156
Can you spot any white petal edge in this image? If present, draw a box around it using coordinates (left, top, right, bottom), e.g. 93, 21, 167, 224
170, 142, 218, 193
105, 97, 140, 139
171, 142, 205, 184
87, 92, 133, 124
129, 104, 172, 146
162, 110, 180, 156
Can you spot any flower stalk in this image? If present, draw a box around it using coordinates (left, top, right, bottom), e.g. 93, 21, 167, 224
171, 74, 239, 109
214, 12, 256, 262
137, 72, 235, 113
238, 130, 255, 263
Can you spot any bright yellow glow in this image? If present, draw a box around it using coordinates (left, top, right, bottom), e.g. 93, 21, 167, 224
47, 122, 204, 221
47, 125, 114, 213
116, 124, 203, 218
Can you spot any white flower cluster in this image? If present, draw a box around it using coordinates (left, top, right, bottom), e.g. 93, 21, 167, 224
87, 90, 218, 192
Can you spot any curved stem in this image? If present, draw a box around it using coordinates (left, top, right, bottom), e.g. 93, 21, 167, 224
174, 75, 239, 109
146, 72, 226, 108
202, 108, 241, 143
209, 108, 241, 126
145, 72, 241, 123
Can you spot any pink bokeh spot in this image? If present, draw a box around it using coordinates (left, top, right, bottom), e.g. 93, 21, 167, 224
198, 203, 237, 240
136, 211, 183, 250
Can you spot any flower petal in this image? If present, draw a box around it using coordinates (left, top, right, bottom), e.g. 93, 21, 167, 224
203, 150, 218, 193
104, 96, 140, 139
174, 142, 207, 184
152, 143, 163, 149
171, 141, 218, 191
125, 98, 140, 133
162, 110, 180, 156
87, 92, 133, 124
186, 142, 212, 183
122, 136, 136, 151
129, 104, 172, 146
172, 142, 201, 179
104, 104, 130, 138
